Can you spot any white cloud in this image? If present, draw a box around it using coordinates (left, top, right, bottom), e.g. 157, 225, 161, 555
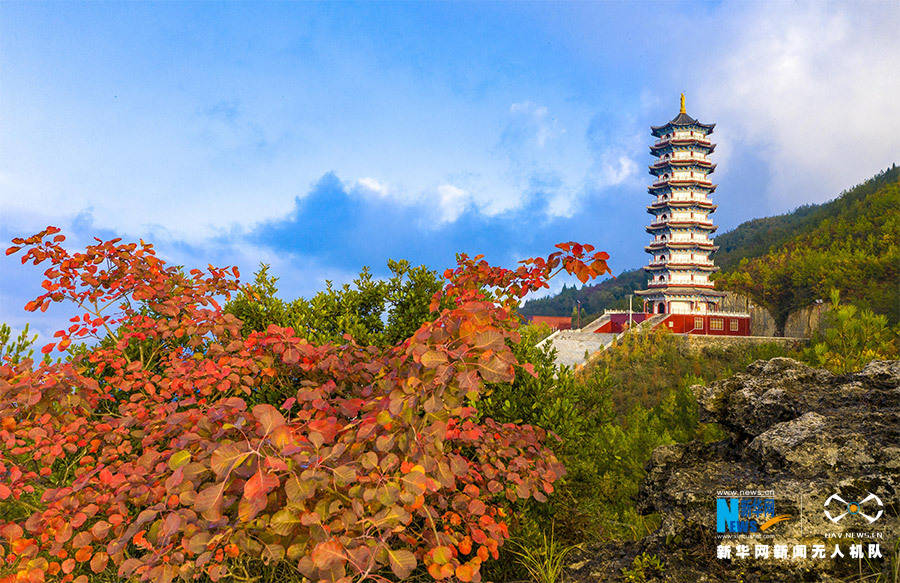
696, 1, 900, 206
354, 177, 390, 197
589, 152, 640, 190
350, 176, 481, 226
508, 101, 562, 148
585, 113, 644, 192
435, 184, 472, 225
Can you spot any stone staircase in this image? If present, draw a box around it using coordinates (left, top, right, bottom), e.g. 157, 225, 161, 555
536, 330, 617, 367
537, 313, 669, 368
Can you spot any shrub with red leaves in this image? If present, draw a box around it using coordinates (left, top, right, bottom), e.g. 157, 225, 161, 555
0, 228, 610, 583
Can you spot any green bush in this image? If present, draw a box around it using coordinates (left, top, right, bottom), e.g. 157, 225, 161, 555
805, 289, 898, 373
225, 260, 445, 346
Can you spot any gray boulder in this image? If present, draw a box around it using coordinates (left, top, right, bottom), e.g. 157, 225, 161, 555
568, 359, 899, 582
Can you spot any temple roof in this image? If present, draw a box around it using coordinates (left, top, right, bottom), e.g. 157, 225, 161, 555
651, 94, 715, 136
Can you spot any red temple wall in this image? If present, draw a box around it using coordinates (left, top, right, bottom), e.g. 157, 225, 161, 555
656, 313, 750, 336
595, 312, 751, 336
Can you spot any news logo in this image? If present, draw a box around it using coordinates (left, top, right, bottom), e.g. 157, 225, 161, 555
716, 491, 790, 534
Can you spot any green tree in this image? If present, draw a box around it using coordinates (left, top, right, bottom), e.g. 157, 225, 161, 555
0, 323, 37, 364
226, 260, 445, 345
805, 289, 898, 373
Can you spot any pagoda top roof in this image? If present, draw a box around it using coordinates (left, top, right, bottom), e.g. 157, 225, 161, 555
651, 94, 715, 137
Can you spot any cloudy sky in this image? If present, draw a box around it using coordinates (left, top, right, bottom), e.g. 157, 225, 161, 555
2, 1, 899, 339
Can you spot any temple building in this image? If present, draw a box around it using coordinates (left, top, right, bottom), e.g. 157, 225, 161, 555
591, 95, 751, 336
636, 93, 725, 315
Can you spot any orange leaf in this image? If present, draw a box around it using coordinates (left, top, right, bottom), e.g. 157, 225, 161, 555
456, 563, 474, 582
75, 545, 92, 562
90, 551, 109, 573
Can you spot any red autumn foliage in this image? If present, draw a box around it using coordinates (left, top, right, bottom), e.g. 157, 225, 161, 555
0, 228, 610, 583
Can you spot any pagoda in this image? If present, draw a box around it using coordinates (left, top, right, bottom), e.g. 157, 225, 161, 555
636, 94, 726, 315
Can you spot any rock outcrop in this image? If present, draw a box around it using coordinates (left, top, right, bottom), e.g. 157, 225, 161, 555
721, 291, 833, 338
567, 358, 899, 582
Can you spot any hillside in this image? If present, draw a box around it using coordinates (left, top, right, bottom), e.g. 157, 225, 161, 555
521, 165, 900, 323
717, 165, 899, 332
518, 268, 645, 320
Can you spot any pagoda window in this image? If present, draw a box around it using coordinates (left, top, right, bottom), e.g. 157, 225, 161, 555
730, 320, 739, 331
694, 317, 704, 329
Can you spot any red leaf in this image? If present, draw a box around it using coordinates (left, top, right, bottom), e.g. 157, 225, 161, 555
521, 362, 538, 378
311, 539, 346, 570
244, 469, 279, 500
193, 482, 226, 521
252, 404, 286, 435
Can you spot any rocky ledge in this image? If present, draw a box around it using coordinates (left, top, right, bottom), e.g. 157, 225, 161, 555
567, 358, 899, 583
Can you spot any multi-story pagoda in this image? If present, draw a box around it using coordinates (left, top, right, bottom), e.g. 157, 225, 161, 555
636, 94, 726, 315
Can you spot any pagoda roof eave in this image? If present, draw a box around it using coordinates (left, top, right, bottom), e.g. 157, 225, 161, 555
644, 264, 720, 272
646, 222, 718, 232
635, 287, 727, 297
649, 159, 715, 171
650, 140, 716, 153
650, 113, 716, 136
649, 182, 717, 192
645, 243, 719, 252
647, 202, 717, 211
649, 166, 717, 177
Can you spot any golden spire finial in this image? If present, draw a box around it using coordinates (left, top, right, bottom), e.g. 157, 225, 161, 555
680, 93, 686, 114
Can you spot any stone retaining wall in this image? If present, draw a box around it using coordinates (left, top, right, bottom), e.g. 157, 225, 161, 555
684, 333, 807, 352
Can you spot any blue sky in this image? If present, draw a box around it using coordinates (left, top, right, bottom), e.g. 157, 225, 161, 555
2, 1, 899, 340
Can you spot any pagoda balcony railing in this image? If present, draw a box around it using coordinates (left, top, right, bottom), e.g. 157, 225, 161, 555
646, 241, 717, 250
645, 282, 715, 289
648, 218, 714, 227
650, 178, 714, 188
650, 157, 712, 167
648, 201, 716, 210
646, 260, 717, 269
652, 136, 712, 148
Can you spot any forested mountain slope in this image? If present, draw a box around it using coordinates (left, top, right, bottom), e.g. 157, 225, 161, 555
521, 165, 900, 324
716, 165, 899, 331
